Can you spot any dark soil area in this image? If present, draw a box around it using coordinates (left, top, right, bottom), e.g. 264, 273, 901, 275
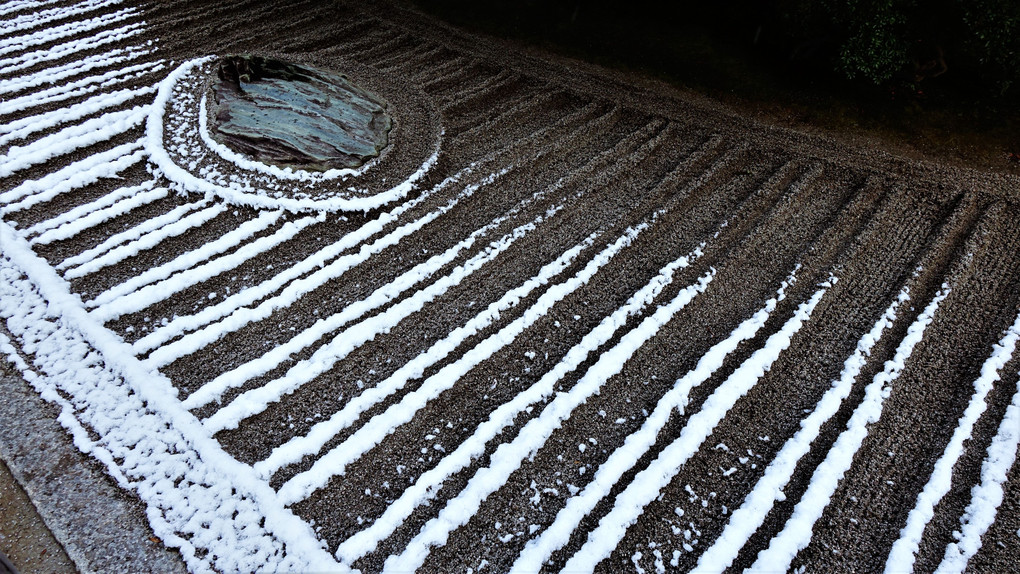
410, 0, 1020, 176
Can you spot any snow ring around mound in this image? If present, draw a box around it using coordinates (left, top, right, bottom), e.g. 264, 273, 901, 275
146, 56, 442, 212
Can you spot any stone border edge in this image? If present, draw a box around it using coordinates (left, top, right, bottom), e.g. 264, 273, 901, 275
0, 355, 187, 574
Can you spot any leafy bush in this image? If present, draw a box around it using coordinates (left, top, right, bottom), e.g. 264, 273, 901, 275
958, 0, 1020, 94
777, 0, 1020, 95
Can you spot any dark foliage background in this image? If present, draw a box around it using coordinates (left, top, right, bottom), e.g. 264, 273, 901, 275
412, 0, 1019, 98
411, 0, 1020, 170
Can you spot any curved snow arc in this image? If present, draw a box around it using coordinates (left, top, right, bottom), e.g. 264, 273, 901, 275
146, 56, 440, 212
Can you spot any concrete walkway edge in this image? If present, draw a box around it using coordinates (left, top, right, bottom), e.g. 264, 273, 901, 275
0, 356, 187, 574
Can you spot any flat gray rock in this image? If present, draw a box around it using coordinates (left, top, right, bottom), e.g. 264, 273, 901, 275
208, 55, 391, 171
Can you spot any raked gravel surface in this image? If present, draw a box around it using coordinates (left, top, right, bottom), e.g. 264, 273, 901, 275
1, 0, 1019, 572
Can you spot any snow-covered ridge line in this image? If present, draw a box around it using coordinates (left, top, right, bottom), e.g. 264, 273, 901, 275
0, 139, 145, 214
514, 266, 807, 572
136, 98, 613, 357
885, 307, 1020, 572
88, 209, 287, 314
199, 192, 562, 431
64, 203, 226, 280
0, 221, 342, 572
0, 104, 149, 177
277, 220, 656, 508
0, 299, 135, 492
0, 7, 135, 56
55, 199, 209, 272
696, 283, 909, 573
0, 0, 123, 36
27, 181, 163, 244
147, 57, 441, 212
748, 282, 952, 573
935, 365, 1020, 573
0, 21, 145, 75
0, 137, 141, 204
94, 213, 322, 323
132, 164, 479, 356
337, 237, 710, 565
385, 270, 721, 573
210, 117, 669, 432
249, 114, 668, 474
0, 60, 162, 115
0, 84, 155, 145
0, 0, 62, 18
145, 168, 509, 370
560, 279, 832, 573
0, 42, 153, 95
258, 233, 600, 480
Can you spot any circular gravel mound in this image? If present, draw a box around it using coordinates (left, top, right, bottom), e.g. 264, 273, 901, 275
147, 55, 442, 212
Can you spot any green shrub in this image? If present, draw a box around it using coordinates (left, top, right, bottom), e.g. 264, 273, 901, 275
777, 0, 1019, 96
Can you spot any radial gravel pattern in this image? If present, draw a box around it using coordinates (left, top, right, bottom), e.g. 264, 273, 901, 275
1, 1, 1019, 572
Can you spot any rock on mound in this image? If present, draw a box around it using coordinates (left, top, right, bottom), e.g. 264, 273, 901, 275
208, 55, 392, 171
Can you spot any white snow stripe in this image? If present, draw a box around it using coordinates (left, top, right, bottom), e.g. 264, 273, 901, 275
63, 203, 227, 280
935, 370, 1020, 573
0, 84, 155, 144
885, 308, 1020, 572
130, 166, 475, 355
0, 331, 131, 488
0, 140, 145, 213
135, 101, 606, 354
696, 284, 909, 573
88, 209, 286, 315
0, 60, 162, 115
92, 214, 320, 322
0, 219, 345, 573
0, 105, 148, 177
336, 240, 710, 565
748, 283, 952, 573
0, 0, 62, 18
561, 282, 831, 574
0, 138, 141, 204
198, 194, 560, 430
514, 267, 808, 573
885, 309, 1020, 574
144, 169, 505, 368
258, 235, 601, 480
277, 222, 656, 508
0, 0, 124, 36
27, 182, 163, 243
0, 22, 145, 74
56, 199, 208, 271
0, 7, 136, 56
0, 43, 152, 95
386, 271, 721, 574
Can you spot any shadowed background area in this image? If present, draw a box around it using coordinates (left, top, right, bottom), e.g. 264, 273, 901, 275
411, 0, 1020, 173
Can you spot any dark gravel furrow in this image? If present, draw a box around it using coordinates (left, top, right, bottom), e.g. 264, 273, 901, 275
791, 199, 1020, 572
428, 162, 869, 574
370, 38, 438, 72
346, 156, 813, 572
157, 110, 652, 398
205, 115, 672, 452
